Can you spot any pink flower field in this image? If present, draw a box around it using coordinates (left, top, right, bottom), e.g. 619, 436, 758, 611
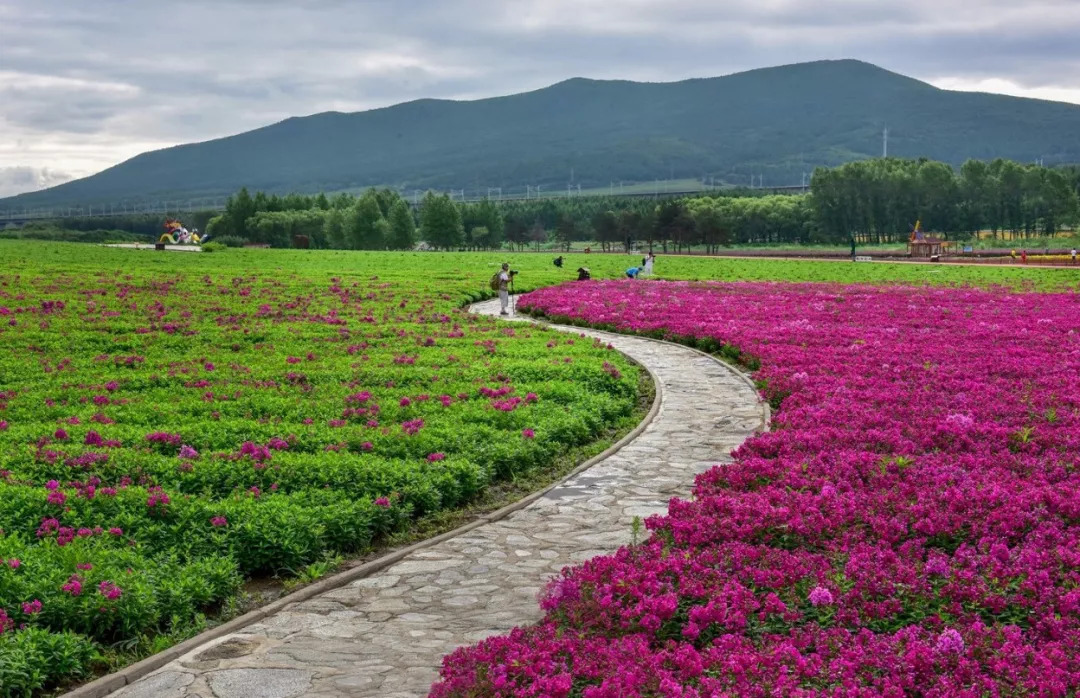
433, 280, 1080, 697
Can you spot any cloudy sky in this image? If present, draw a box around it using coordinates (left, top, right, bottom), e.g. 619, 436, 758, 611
2, 0, 1080, 191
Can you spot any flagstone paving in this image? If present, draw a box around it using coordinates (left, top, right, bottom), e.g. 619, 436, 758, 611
101, 299, 767, 698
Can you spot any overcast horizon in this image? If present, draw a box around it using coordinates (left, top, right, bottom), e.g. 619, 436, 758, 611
3, 0, 1080, 196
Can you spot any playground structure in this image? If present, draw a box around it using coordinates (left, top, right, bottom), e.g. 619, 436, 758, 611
158, 218, 205, 245
907, 220, 955, 259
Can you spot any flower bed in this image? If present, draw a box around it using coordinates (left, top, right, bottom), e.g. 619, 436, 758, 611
434, 280, 1080, 697
0, 262, 639, 694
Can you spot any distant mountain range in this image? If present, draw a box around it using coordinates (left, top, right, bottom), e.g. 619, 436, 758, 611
0, 167, 74, 199
4, 59, 1080, 210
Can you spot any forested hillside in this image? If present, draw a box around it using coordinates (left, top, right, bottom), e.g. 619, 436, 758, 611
4, 60, 1080, 210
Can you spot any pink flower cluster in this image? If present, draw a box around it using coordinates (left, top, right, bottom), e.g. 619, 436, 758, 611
434, 281, 1080, 696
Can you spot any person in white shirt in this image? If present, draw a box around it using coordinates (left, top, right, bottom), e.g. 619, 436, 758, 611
498, 263, 511, 315
1072, 248, 1078, 265
643, 253, 655, 276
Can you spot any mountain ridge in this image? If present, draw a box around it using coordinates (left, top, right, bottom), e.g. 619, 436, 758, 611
4, 59, 1080, 209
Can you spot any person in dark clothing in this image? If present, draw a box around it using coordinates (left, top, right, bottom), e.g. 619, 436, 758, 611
553, 256, 564, 268
576, 267, 591, 281
850, 236, 857, 261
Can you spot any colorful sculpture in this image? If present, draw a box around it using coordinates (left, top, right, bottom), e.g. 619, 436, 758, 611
159, 219, 204, 245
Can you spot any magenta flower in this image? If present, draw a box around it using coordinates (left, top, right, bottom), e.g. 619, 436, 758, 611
522, 428, 535, 439
76, 563, 93, 571
45, 480, 60, 491
53, 428, 69, 440
0, 420, 7, 431
84, 430, 104, 446
936, 628, 965, 654
46, 490, 67, 506
61, 575, 83, 596
178, 444, 199, 460
210, 516, 228, 527
925, 557, 950, 577
399, 396, 412, 407
21, 600, 42, 615
8, 559, 21, 570
427, 452, 446, 462
374, 497, 390, 508
361, 441, 374, 451
98, 581, 122, 600
808, 586, 834, 607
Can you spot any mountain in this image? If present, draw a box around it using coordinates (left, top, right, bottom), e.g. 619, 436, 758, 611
5, 60, 1080, 209
0, 167, 75, 198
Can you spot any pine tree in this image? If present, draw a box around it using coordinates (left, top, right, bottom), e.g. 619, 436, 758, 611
388, 199, 417, 250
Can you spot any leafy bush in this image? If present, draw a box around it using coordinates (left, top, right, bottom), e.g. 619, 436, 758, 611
0, 627, 96, 695
212, 235, 247, 248
200, 241, 226, 252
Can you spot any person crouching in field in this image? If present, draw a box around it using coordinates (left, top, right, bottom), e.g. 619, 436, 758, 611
576, 267, 591, 281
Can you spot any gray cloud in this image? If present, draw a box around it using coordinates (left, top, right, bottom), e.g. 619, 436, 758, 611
2, 0, 1079, 184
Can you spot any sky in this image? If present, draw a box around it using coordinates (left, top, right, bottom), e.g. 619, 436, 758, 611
2, 0, 1080, 193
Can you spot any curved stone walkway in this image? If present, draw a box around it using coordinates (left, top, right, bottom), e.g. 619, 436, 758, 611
97, 300, 766, 698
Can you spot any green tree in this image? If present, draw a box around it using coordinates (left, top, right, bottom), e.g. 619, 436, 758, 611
346, 191, 386, 249
323, 208, 347, 249
420, 193, 463, 249
224, 187, 256, 240
591, 210, 619, 252
470, 226, 491, 249
555, 214, 576, 251
387, 200, 417, 250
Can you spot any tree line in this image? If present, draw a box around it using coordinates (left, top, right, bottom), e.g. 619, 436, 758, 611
812, 158, 1080, 244
45, 157, 1080, 249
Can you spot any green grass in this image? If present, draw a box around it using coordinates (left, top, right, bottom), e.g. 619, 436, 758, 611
2, 240, 1076, 295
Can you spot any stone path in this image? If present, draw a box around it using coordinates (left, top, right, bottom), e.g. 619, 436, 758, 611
100, 300, 766, 698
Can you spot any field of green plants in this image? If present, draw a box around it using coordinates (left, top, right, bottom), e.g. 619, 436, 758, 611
0, 240, 1075, 694
0, 242, 648, 694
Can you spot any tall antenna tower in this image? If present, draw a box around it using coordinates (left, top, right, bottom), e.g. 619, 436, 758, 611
882, 125, 889, 158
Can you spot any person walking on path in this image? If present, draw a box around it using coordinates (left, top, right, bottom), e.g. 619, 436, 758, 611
496, 263, 512, 315
1071, 248, 1077, 265
1021, 249, 1027, 264
850, 236, 857, 262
